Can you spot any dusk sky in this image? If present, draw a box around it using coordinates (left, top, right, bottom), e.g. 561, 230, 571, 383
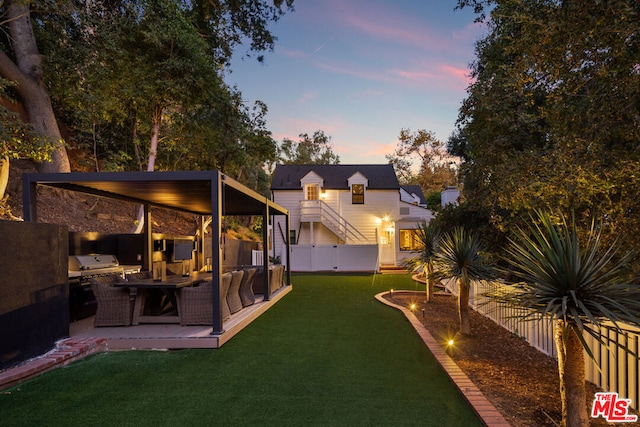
225, 0, 486, 165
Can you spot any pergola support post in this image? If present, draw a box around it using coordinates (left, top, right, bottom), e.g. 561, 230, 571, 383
285, 213, 291, 286
263, 204, 271, 301
143, 203, 152, 271
210, 173, 224, 335
21, 175, 38, 222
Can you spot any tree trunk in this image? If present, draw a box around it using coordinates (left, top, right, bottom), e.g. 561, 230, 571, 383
0, 155, 9, 200
132, 106, 162, 233
3, 1, 70, 173
555, 319, 588, 427
425, 263, 434, 302
458, 281, 471, 335
146, 106, 162, 172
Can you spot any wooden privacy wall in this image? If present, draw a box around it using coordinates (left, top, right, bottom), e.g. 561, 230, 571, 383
0, 220, 69, 370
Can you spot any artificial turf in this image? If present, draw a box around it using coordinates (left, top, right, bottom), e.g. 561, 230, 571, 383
0, 273, 482, 426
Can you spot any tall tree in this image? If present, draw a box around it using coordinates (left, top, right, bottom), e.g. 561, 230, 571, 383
386, 128, 458, 193
489, 210, 640, 427
170, 91, 278, 191
0, 79, 53, 208
279, 130, 340, 164
0, 0, 70, 173
1, 0, 295, 174
453, 0, 640, 253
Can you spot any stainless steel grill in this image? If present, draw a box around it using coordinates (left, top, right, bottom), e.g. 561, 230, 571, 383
69, 254, 141, 280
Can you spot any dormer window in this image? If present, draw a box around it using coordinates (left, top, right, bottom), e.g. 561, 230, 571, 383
352, 184, 364, 204
300, 171, 323, 201
306, 184, 319, 200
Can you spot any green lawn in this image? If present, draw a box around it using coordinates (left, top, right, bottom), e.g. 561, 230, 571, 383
0, 273, 482, 426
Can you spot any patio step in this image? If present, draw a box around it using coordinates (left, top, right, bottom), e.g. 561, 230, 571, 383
379, 265, 409, 274
0, 337, 107, 391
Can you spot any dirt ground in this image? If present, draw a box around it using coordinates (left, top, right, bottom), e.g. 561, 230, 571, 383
384, 291, 640, 427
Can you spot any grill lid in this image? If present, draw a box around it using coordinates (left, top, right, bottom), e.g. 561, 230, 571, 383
69, 254, 120, 271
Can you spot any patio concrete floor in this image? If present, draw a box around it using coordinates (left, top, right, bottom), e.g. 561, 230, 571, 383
70, 285, 292, 350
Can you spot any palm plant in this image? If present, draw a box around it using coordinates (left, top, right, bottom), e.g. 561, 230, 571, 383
491, 210, 640, 427
432, 227, 493, 335
404, 221, 441, 302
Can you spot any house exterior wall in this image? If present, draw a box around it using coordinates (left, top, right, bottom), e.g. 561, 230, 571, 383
336, 189, 396, 243
395, 201, 434, 264
273, 188, 401, 244
273, 188, 399, 270
271, 165, 434, 271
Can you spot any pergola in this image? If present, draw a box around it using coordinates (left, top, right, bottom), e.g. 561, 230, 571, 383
22, 170, 290, 334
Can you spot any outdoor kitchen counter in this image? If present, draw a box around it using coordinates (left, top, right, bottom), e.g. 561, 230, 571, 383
115, 272, 212, 325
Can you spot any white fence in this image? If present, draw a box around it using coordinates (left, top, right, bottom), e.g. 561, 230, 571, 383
444, 279, 640, 410
251, 250, 264, 266
288, 244, 378, 272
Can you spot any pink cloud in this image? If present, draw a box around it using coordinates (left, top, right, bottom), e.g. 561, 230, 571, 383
366, 141, 398, 157
331, 136, 398, 160
329, 1, 442, 51
439, 64, 475, 88
391, 69, 440, 81
314, 58, 472, 91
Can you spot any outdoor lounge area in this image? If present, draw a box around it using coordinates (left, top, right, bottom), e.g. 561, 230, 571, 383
70, 273, 290, 349
20, 170, 292, 350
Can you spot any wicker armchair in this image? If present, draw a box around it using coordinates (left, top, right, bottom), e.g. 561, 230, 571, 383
227, 270, 245, 314
239, 267, 257, 307
270, 264, 285, 293
90, 275, 132, 327
251, 267, 266, 294
177, 272, 232, 326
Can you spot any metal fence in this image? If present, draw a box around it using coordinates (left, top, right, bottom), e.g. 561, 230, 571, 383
443, 279, 640, 410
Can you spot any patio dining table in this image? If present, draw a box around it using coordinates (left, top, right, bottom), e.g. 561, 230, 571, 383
115, 271, 212, 325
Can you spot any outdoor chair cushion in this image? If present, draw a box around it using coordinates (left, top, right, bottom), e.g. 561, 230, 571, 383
90, 275, 132, 327
239, 267, 257, 307
177, 272, 233, 326
270, 264, 285, 293
226, 270, 245, 314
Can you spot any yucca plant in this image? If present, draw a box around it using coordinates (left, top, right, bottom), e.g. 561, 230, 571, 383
491, 210, 640, 427
432, 227, 493, 335
404, 221, 441, 302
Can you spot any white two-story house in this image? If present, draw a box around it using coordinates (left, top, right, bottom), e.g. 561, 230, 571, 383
270, 164, 434, 272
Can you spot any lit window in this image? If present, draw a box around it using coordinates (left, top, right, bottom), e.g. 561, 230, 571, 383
352, 184, 364, 204
399, 229, 422, 251
306, 185, 319, 200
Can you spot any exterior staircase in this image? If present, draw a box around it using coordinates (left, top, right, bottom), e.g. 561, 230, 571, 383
300, 200, 370, 244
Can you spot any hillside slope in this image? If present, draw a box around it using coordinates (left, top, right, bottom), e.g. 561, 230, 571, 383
4, 159, 203, 236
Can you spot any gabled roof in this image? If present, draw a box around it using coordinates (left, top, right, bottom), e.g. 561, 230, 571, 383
400, 185, 427, 206
271, 164, 399, 190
